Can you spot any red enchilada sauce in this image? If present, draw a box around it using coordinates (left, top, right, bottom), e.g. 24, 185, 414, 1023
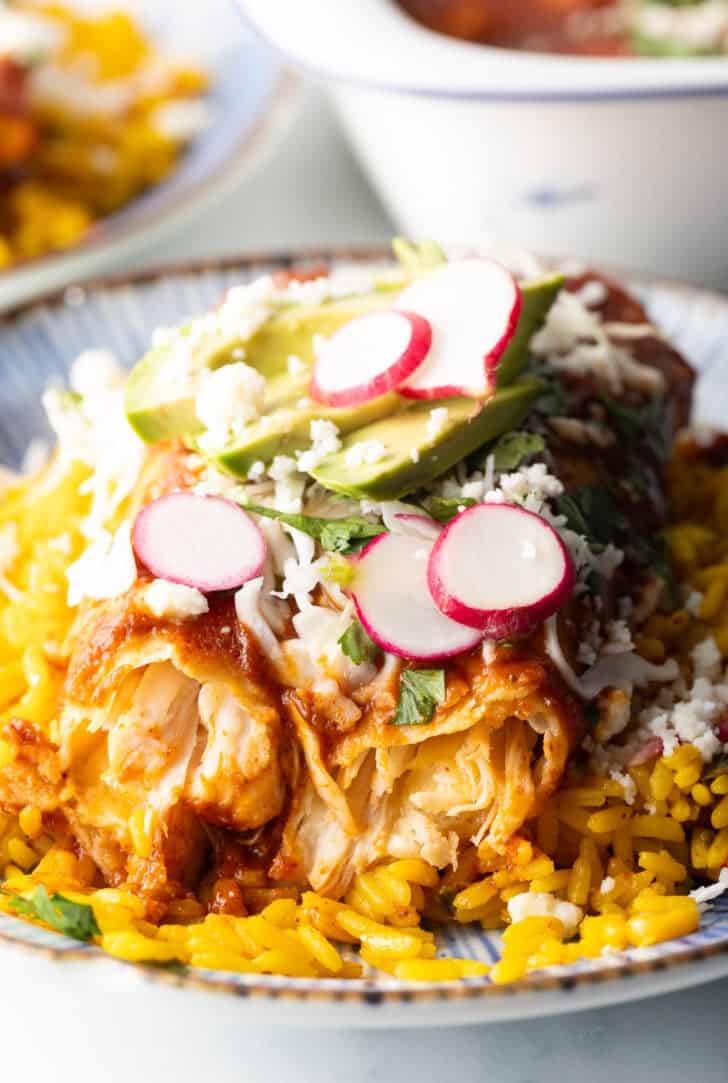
397, 0, 635, 55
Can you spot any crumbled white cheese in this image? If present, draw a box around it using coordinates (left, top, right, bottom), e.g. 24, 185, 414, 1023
426, 407, 449, 442
693, 636, 723, 681
66, 523, 137, 606
532, 289, 664, 395
586, 637, 728, 781
507, 892, 583, 938
247, 460, 266, 481
142, 580, 209, 621
296, 419, 341, 473
195, 362, 266, 444
602, 620, 634, 656
287, 354, 306, 376
544, 614, 678, 702
0, 8, 63, 63
690, 868, 728, 908
268, 454, 305, 513
69, 349, 125, 396
549, 416, 615, 449
601, 322, 657, 341
44, 376, 145, 541
482, 638, 497, 665
345, 440, 387, 468
215, 276, 275, 341
685, 590, 705, 617
600, 876, 616, 895
151, 99, 210, 142
572, 279, 608, 308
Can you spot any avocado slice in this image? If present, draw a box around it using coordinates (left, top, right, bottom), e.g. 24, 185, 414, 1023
310, 379, 543, 501
125, 293, 392, 443
496, 274, 563, 388
208, 274, 561, 477
214, 392, 400, 476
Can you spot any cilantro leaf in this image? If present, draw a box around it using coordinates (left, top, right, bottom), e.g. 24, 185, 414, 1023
424, 496, 476, 523
392, 238, 447, 273
338, 620, 381, 665
240, 503, 385, 555
9, 886, 100, 941
392, 669, 446, 727
491, 431, 546, 472
555, 485, 629, 550
600, 394, 670, 462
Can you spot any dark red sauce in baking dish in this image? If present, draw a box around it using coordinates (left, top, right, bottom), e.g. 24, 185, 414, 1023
396, 0, 636, 56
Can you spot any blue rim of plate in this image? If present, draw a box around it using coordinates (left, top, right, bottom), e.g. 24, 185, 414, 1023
1, 248, 728, 1008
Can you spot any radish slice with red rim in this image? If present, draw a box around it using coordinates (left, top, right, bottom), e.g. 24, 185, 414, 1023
392, 512, 442, 542
427, 503, 575, 638
398, 259, 521, 400
132, 492, 267, 592
310, 309, 432, 407
352, 532, 482, 661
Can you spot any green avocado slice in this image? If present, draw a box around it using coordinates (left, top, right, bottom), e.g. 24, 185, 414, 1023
496, 273, 563, 388
125, 293, 392, 443
213, 392, 400, 477
309, 379, 544, 501
207, 275, 561, 478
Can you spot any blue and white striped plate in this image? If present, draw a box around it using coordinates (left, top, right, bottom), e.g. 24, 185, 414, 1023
1, 251, 728, 1026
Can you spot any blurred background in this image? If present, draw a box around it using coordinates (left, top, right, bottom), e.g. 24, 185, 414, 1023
3, 0, 728, 313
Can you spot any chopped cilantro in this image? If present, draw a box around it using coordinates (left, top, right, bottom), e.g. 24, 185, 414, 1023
9, 885, 100, 941
338, 620, 381, 665
532, 370, 572, 417
555, 485, 629, 551
600, 394, 670, 462
424, 496, 476, 523
392, 669, 446, 727
491, 431, 546, 472
392, 238, 447, 273
240, 502, 385, 555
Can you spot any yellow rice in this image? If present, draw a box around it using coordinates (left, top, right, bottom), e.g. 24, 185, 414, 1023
0, 4, 207, 269
0, 443, 727, 983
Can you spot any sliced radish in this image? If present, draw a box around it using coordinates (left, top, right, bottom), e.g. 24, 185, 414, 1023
310, 309, 432, 407
628, 737, 664, 767
392, 512, 442, 542
428, 504, 575, 638
132, 492, 266, 592
352, 532, 482, 661
398, 259, 521, 400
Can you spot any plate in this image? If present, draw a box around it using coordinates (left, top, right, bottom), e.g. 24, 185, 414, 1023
1, 251, 728, 1027
0, 1, 299, 314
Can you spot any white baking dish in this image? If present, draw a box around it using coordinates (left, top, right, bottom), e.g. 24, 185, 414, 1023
237, 0, 728, 284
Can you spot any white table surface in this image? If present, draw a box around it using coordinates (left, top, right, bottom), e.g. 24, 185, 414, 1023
5, 82, 728, 1083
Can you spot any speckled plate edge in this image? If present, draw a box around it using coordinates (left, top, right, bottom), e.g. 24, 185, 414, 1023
1, 247, 728, 1025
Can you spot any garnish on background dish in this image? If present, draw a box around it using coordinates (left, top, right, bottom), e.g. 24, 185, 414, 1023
0, 2, 208, 269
